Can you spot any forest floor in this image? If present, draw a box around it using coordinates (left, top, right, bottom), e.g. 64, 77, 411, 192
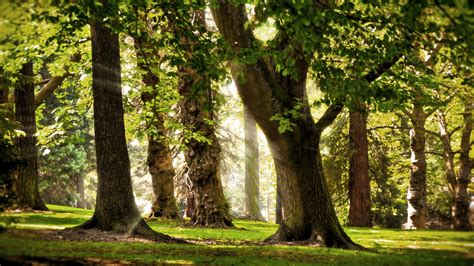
0, 205, 473, 265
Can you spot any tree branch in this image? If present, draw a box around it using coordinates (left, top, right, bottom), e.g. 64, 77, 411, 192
35, 53, 81, 108
314, 104, 344, 132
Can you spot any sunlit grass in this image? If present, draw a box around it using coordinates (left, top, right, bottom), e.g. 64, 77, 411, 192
0, 204, 473, 265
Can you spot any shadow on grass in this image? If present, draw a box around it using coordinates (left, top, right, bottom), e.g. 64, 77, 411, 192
0, 215, 87, 227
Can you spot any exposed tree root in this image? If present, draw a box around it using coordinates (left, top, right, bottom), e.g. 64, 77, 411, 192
264, 226, 365, 250
72, 216, 187, 243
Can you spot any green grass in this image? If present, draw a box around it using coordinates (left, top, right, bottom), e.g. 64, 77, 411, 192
0, 204, 473, 265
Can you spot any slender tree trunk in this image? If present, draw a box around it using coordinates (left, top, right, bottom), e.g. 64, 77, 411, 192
454, 101, 472, 231
435, 110, 457, 218
75, 175, 86, 209
76, 14, 179, 242
348, 108, 372, 227
14, 62, 47, 211
244, 106, 265, 221
134, 33, 179, 220
406, 104, 428, 229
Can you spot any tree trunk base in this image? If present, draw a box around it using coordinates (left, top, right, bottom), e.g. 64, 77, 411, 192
264, 226, 365, 250
73, 216, 186, 243
186, 216, 234, 228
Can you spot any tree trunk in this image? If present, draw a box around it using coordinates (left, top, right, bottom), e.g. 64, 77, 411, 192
435, 110, 457, 218
454, 101, 472, 231
244, 106, 265, 221
75, 175, 86, 209
76, 15, 179, 242
14, 62, 48, 211
176, 10, 232, 228
406, 104, 428, 229
275, 180, 282, 224
266, 116, 360, 248
178, 72, 232, 227
348, 108, 372, 227
134, 32, 179, 220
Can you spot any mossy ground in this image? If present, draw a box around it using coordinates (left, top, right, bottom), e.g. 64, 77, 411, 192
0, 205, 473, 265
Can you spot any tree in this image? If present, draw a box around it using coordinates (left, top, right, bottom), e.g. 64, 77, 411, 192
134, 22, 179, 219
244, 106, 265, 221
348, 106, 372, 227
177, 10, 232, 227
14, 62, 48, 211
211, 1, 404, 248
76, 6, 178, 241
454, 99, 472, 230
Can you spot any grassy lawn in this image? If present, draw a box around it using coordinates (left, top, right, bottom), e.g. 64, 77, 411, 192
0, 204, 473, 265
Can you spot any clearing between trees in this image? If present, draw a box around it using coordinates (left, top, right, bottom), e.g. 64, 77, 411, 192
0, 205, 472, 265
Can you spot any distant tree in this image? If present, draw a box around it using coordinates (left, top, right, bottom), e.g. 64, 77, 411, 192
348, 106, 372, 227
244, 106, 265, 221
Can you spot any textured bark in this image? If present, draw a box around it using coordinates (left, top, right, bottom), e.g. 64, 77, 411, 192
14, 62, 48, 211
178, 70, 232, 227
134, 32, 179, 220
348, 108, 372, 227
176, 11, 232, 228
454, 102, 472, 231
406, 104, 428, 229
76, 15, 179, 242
275, 180, 282, 224
244, 106, 265, 221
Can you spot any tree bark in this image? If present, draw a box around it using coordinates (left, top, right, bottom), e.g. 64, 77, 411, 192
348, 108, 372, 227
178, 69, 232, 227
14, 62, 48, 211
454, 101, 472, 230
275, 179, 282, 224
76, 14, 179, 242
244, 106, 265, 221
405, 104, 428, 229
175, 10, 232, 228
134, 31, 179, 220
212, 2, 359, 248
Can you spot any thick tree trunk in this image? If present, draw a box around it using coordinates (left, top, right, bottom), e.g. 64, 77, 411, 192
266, 117, 360, 248
348, 109, 372, 227
76, 16, 178, 242
275, 180, 282, 224
178, 73, 232, 227
406, 104, 428, 229
147, 134, 179, 219
134, 33, 179, 220
454, 102, 472, 231
14, 62, 48, 211
176, 10, 232, 228
244, 106, 265, 221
